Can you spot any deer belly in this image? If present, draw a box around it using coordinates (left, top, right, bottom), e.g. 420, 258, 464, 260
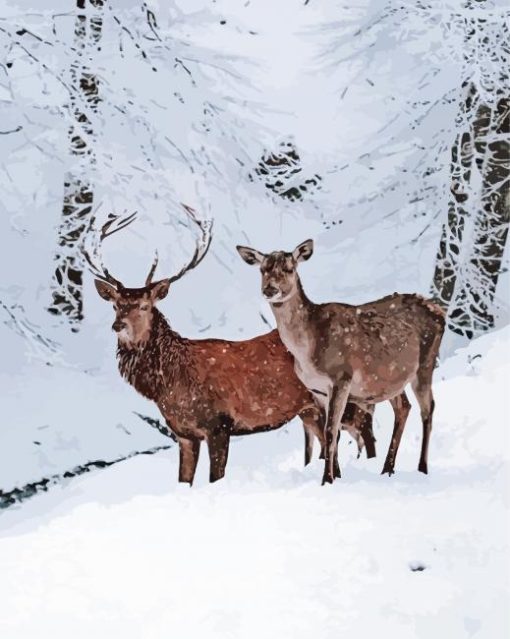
349, 360, 417, 402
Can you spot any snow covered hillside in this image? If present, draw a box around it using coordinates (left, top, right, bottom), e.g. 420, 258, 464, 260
1, 328, 508, 638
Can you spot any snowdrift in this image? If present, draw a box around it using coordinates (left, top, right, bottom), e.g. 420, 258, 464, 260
0, 327, 508, 638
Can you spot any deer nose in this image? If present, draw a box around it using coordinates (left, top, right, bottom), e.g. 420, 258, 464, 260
263, 284, 278, 299
112, 320, 127, 332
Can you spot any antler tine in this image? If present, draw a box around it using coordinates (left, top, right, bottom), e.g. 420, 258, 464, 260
100, 211, 138, 240
81, 245, 111, 284
82, 211, 137, 288
167, 204, 213, 285
145, 250, 159, 286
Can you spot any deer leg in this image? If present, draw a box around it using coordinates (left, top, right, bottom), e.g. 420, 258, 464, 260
358, 405, 376, 459
382, 392, 411, 476
319, 408, 327, 459
207, 422, 231, 483
344, 404, 376, 459
300, 407, 325, 465
319, 412, 326, 460
361, 417, 376, 459
412, 331, 442, 474
315, 414, 340, 472
323, 402, 341, 478
341, 403, 363, 458
323, 379, 351, 485
332, 430, 342, 478
178, 437, 201, 485
411, 378, 435, 474
303, 427, 314, 466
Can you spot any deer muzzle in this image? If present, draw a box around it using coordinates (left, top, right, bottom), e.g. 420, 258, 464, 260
112, 319, 127, 333
262, 284, 279, 300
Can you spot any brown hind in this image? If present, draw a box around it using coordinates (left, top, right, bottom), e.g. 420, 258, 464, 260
237, 240, 445, 484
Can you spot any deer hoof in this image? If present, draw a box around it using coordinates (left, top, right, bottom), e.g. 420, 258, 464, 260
381, 464, 395, 476
418, 461, 428, 474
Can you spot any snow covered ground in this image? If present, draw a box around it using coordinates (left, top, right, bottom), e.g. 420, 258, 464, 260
0, 328, 508, 638
0, 319, 170, 493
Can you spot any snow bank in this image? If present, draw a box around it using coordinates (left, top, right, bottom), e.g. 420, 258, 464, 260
0, 317, 170, 492
0, 328, 508, 638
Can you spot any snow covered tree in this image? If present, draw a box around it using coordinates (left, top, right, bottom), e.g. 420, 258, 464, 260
48, 0, 105, 326
0, 0, 267, 333
313, 0, 508, 337
431, 4, 509, 338
431, 82, 477, 313
251, 140, 322, 202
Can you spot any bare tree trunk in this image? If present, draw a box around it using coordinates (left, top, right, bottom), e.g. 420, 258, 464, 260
48, 0, 105, 328
449, 95, 510, 336
431, 82, 476, 308
430, 8, 509, 339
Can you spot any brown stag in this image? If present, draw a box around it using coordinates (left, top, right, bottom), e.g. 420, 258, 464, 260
237, 239, 446, 485
88, 209, 375, 485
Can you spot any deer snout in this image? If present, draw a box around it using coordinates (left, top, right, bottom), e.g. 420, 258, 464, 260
262, 284, 279, 300
112, 319, 127, 333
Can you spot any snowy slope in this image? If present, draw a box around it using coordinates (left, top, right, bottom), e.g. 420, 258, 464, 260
0, 328, 508, 638
0, 317, 171, 492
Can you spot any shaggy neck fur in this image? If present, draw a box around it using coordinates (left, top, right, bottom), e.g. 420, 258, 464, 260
116, 308, 185, 402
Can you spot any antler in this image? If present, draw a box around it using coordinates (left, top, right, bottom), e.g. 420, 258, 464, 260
145, 250, 159, 286
82, 211, 137, 288
145, 204, 213, 286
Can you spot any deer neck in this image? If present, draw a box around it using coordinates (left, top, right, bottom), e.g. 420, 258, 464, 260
270, 278, 314, 355
117, 308, 183, 403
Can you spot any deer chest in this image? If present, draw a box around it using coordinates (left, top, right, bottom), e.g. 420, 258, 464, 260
293, 355, 331, 402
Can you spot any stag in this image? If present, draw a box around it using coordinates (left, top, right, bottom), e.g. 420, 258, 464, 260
237, 240, 446, 485
87, 209, 374, 485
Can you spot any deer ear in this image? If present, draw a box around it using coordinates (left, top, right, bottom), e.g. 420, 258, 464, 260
236, 245, 265, 266
94, 280, 118, 302
293, 239, 314, 263
150, 278, 170, 301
